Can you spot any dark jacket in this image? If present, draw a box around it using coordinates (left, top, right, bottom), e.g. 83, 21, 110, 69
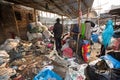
53, 22, 63, 38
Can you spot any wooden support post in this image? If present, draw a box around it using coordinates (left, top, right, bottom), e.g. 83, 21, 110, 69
34, 8, 37, 23
76, 0, 81, 54
37, 10, 40, 22
12, 5, 20, 37
97, 16, 100, 26
115, 16, 117, 26
62, 16, 64, 33
87, 8, 90, 20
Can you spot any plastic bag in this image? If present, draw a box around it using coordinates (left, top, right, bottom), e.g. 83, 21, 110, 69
65, 64, 87, 80
34, 69, 62, 80
63, 47, 73, 58
82, 40, 91, 62
91, 34, 98, 43
110, 68, 120, 80
101, 54, 120, 69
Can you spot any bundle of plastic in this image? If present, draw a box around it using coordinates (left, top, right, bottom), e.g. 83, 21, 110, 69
27, 22, 49, 41
28, 22, 43, 33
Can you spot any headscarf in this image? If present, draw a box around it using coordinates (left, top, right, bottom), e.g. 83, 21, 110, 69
102, 20, 114, 48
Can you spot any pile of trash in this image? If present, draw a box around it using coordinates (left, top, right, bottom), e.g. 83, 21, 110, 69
0, 37, 120, 80
0, 37, 65, 80
0, 50, 16, 80
0, 20, 120, 80
27, 22, 53, 41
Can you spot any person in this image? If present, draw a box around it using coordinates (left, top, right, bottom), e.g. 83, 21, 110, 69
97, 19, 114, 57
53, 18, 63, 52
70, 24, 80, 41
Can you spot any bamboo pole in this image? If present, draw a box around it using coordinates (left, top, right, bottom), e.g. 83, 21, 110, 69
12, 5, 20, 37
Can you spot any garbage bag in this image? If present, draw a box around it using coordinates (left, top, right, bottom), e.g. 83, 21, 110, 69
63, 47, 73, 58
101, 54, 120, 69
91, 34, 98, 43
34, 69, 62, 80
85, 65, 109, 80
28, 22, 43, 33
82, 40, 91, 62
65, 64, 87, 80
110, 68, 120, 80
86, 58, 120, 80
107, 51, 120, 62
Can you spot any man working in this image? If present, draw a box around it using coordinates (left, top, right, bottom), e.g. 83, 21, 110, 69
53, 18, 63, 52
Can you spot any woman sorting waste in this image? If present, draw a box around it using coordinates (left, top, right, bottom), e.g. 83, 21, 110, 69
97, 19, 114, 57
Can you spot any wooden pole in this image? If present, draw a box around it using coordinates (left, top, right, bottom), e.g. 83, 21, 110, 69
34, 8, 37, 23
62, 16, 64, 34
37, 11, 40, 21
76, 0, 81, 54
98, 17, 99, 26
12, 5, 20, 37
62, 16, 64, 25
87, 8, 90, 20
84, 8, 90, 39
115, 16, 117, 26
78, 0, 82, 33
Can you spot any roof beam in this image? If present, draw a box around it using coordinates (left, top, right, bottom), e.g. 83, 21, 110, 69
81, 0, 89, 8
50, 1, 77, 10
61, 0, 78, 17
5, 0, 66, 16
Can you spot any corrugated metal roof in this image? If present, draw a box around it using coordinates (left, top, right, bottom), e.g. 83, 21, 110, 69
109, 8, 120, 16
5, 0, 94, 18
